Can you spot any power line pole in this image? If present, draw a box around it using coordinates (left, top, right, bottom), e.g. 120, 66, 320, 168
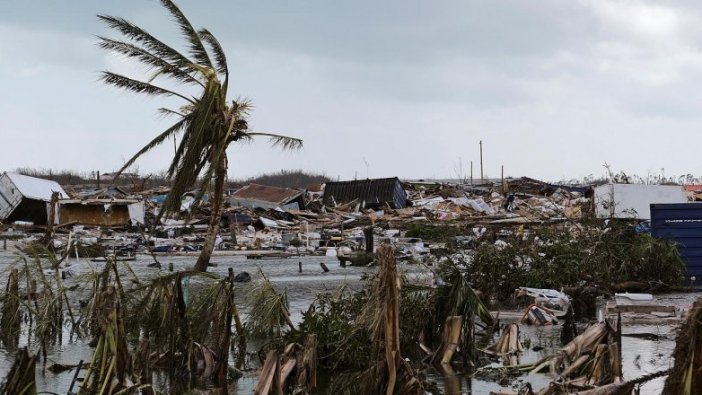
501, 165, 504, 193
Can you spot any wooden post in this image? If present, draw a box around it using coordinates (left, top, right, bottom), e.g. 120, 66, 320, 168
3, 238, 6, 250
168, 262, 173, 272
298, 261, 302, 273
479, 140, 484, 183
97, 171, 101, 189
44, 191, 59, 246
364, 226, 374, 254
470, 160, 473, 186
320, 262, 329, 273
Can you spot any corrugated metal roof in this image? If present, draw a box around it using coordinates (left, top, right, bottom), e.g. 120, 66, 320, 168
231, 183, 302, 205
323, 177, 407, 209
4, 173, 67, 201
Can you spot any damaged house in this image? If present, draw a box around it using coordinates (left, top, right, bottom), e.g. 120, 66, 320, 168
58, 199, 145, 227
230, 183, 305, 210
323, 177, 407, 209
0, 172, 67, 225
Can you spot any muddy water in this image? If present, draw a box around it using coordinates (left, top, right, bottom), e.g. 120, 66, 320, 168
0, 249, 696, 394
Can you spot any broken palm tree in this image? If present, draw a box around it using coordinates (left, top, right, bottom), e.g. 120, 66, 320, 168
123, 269, 242, 387
479, 319, 625, 394
663, 296, 702, 395
329, 244, 423, 395
9, 247, 79, 361
484, 323, 524, 366
531, 319, 623, 394
430, 261, 495, 364
79, 283, 133, 394
253, 334, 317, 395
1, 267, 21, 349
247, 269, 294, 339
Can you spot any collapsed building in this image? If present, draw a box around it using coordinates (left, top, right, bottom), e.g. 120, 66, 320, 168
57, 199, 145, 227
0, 172, 67, 225
230, 183, 304, 210
323, 177, 407, 209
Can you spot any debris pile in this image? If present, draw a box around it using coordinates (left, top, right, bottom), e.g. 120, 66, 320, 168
0, 173, 595, 264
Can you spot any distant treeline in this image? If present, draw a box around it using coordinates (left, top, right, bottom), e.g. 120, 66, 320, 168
239, 170, 330, 189
10, 167, 329, 191
12, 167, 171, 191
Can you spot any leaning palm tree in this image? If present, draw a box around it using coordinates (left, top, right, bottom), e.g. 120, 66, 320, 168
98, 0, 302, 271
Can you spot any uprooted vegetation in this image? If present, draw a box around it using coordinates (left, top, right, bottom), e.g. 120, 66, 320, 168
464, 221, 685, 302
0, 240, 684, 394
285, 249, 494, 393
0, 245, 245, 393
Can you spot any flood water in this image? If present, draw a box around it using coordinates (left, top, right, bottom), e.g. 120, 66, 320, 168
0, 247, 696, 394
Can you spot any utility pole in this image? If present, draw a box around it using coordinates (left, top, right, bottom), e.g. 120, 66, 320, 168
501, 165, 504, 193
479, 140, 484, 183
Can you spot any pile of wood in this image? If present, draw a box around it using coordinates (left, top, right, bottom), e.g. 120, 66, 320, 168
532, 321, 622, 395
532, 320, 622, 394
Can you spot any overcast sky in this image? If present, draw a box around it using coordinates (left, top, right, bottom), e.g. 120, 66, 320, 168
1, 0, 701, 182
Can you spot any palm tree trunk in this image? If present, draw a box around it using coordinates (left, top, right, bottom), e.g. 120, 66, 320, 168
193, 153, 227, 272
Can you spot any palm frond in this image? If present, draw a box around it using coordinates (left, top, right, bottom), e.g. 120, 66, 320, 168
198, 28, 228, 78
158, 0, 213, 69
161, 84, 222, 214
246, 132, 304, 150
156, 107, 185, 118
246, 269, 293, 338
97, 15, 194, 69
116, 117, 189, 176
100, 71, 195, 103
97, 36, 203, 87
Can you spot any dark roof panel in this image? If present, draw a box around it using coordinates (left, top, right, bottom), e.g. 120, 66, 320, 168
323, 177, 406, 209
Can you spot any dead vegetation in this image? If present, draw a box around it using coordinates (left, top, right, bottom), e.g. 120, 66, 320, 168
0, 238, 690, 394
0, 244, 247, 393
663, 296, 702, 394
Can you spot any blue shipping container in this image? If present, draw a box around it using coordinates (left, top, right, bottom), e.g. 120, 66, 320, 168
650, 203, 702, 286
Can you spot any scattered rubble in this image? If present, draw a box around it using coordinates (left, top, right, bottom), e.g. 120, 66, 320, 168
0, 173, 596, 265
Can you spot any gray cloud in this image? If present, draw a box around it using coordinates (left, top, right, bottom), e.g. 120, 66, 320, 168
2, 0, 702, 181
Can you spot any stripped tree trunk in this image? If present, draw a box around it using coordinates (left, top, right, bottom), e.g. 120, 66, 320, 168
193, 153, 227, 272
295, 334, 317, 392
431, 316, 463, 365
254, 350, 283, 395
43, 191, 59, 247
381, 244, 401, 395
